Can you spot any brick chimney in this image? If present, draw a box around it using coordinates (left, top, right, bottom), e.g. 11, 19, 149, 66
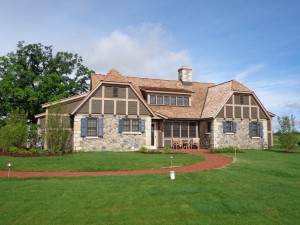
178, 66, 192, 82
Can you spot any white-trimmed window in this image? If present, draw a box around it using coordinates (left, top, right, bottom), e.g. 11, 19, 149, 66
157, 95, 163, 105
150, 95, 156, 104
249, 121, 263, 138
119, 119, 145, 133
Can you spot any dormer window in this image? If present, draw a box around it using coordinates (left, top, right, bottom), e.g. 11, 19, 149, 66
157, 96, 163, 105
171, 96, 176, 105
148, 94, 190, 106
150, 95, 156, 104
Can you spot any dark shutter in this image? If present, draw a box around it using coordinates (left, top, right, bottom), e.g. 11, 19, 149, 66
81, 118, 87, 137
140, 120, 145, 133
259, 122, 264, 138
233, 121, 237, 134
223, 121, 227, 133
249, 121, 253, 138
97, 118, 104, 137
118, 119, 124, 133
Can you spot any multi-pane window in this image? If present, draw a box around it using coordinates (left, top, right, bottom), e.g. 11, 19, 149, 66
122, 119, 140, 132
87, 118, 97, 136
251, 121, 261, 137
132, 119, 139, 132
157, 96, 163, 105
123, 119, 131, 132
164, 122, 197, 138
177, 97, 183, 106
164, 96, 169, 105
148, 94, 190, 106
184, 97, 189, 106
171, 96, 176, 105
150, 95, 156, 104
223, 121, 237, 133
226, 121, 233, 133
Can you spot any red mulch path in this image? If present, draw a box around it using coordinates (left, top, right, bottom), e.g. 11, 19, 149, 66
0, 150, 233, 178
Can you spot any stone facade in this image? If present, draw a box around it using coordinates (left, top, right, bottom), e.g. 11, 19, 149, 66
211, 118, 268, 149
73, 114, 152, 151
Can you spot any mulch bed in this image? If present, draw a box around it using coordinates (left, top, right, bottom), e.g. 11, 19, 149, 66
0, 150, 233, 178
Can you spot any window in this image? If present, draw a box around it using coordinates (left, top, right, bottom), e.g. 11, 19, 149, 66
226, 121, 233, 133
80, 117, 104, 137
132, 119, 139, 132
163, 121, 197, 138
123, 119, 131, 132
184, 97, 189, 106
119, 119, 145, 133
177, 97, 183, 106
171, 96, 176, 105
87, 118, 97, 136
157, 95, 163, 105
113, 87, 118, 97
223, 121, 237, 133
164, 96, 169, 105
250, 121, 263, 138
150, 95, 156, 104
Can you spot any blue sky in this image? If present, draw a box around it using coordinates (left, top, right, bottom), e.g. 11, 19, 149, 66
1, 0, 299, 130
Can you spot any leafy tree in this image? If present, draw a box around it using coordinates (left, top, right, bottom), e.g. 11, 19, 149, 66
0, 109, 28, 148
277, 115, 300, 151
42, 104, 71, 152
0, 41, 93, 124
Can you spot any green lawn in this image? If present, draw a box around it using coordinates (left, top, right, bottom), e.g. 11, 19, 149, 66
0, 150, 299, 225
0, 151, 204, 172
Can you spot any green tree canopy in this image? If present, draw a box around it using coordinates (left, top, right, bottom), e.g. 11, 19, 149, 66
0, 41, 93, 124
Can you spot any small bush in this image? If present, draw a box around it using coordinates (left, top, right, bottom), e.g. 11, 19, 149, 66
209, 146, 241, 153
139, 146, 148, 153
163, 147, 171, 154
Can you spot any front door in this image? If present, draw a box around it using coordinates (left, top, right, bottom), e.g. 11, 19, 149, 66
151, 123, 156, 147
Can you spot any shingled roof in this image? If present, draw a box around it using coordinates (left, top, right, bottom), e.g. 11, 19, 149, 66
90, 69, 214, 119
201, 80, 253, 119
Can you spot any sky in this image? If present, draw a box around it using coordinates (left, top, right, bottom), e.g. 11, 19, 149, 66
0, 0, 299, 130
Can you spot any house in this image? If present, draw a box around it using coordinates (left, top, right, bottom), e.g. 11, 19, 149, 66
35, 67, 274, 151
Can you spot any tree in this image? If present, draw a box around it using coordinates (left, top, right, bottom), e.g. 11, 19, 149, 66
277, 115, 299, 151
0, 41, 93, 124
0, 109, 28, 148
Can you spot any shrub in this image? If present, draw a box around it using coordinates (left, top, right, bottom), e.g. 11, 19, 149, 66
208, 146, 241, 153
0, 109, 28, 148
163, 147, 171, 154
278, 133, 300, 152
139, 146, 148, 153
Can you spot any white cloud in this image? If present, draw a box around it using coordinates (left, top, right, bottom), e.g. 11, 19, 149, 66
234, 64, 265, 81
73, 24, 192, 79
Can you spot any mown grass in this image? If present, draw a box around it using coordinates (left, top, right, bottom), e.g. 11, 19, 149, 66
0, 150, 299, 225
0, 151, 204, 172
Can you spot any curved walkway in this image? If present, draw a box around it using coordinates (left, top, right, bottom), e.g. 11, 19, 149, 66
0, 150, 233, 178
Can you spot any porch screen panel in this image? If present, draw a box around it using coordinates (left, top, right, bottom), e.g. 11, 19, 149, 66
173, 122, 180, 138
164, 122, 171, 138
189, 122, 196, 137
181, 122, 188, 137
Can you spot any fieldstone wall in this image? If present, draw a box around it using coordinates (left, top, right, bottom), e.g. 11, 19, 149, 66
73, 114, 152, 151
211, 118, 268, 149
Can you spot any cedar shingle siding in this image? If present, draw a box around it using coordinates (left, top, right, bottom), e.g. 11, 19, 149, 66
92, 100, 102, 114
128, 101, 137, 115
116, 101, 126, 115
104, 100, 114, 114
